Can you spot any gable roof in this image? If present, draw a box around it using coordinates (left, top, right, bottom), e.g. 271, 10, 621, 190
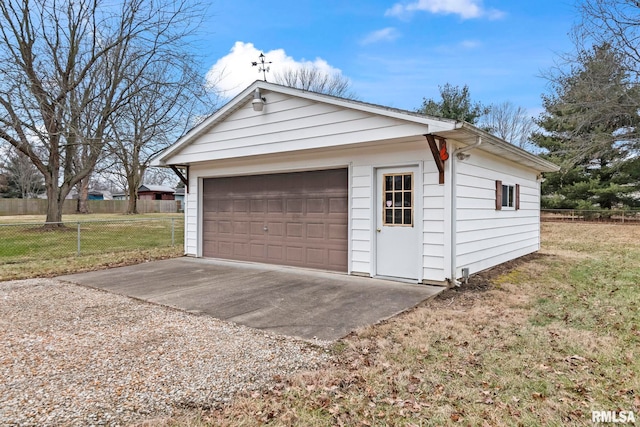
154, 80, 559, 173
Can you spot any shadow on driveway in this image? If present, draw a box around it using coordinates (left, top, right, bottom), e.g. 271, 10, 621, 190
58, 257, 444, 341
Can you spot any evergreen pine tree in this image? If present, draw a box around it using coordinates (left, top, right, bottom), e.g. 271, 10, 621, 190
535, 43, 640, 209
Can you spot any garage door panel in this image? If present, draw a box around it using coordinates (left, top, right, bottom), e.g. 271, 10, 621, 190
251, 199, 265, 212
329, 198, 348, 213
267, 245, 283, 261
329, 224, 348, 239
203, 169, 348, 272
306, 199, 325, 213
233, 199, 248, 212
327, 169, 347, 186
202, 220, 216, 232
202, 199, 217, 213
286, 246, 304, 262
306, 223, 325, 239
233, 221, 249, 235
267, 199, 283, 213
250, 222, 264, 235
218, 221, 232, 233
267, 222, 284, 236
306, 247, 326, 264
218, 200, 232, 212
329, 250, 348, 269
218, 241, 233, 256
250, 243, 264, 258
287, 198, 304, 213
202, 238, 216, 253
233, 242, 249, 257
286, 223, 303, 238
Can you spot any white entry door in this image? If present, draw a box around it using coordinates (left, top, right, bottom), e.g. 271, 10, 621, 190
375, 167, 420, 280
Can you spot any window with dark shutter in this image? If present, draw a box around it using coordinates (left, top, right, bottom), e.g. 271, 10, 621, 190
496, 180, 518, 210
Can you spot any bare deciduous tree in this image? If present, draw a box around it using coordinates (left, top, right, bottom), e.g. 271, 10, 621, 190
144, 168, 178, 187
0, 148, 44, 198
577, 0, 640, 78
274, 66, 356, 98
481, 101, 537, 152
0, 0, 205, 225
108, 58, 213, 214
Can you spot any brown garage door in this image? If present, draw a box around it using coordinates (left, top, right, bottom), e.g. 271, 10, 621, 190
202, 169, 348, 271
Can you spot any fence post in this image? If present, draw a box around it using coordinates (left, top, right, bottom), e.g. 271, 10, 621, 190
77, 222, 81, 255
171, 218, 175, 246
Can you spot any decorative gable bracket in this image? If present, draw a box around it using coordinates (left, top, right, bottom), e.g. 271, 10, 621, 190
169, 165, 189, 193
424, 134, 447, 184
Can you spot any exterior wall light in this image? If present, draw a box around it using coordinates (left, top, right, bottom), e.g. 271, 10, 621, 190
252, 88, 266, 112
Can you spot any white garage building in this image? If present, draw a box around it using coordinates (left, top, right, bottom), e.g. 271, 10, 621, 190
154, 81, 559, 286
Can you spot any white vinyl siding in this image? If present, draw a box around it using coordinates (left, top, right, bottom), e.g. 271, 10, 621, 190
351, 165, 372, 274
453, 150, 540, 278
184, 180, 198, 256
422, 162, 446, 282
169, 91, 432, 165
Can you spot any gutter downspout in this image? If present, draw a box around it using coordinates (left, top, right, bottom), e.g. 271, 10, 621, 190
449, 135, 482, 287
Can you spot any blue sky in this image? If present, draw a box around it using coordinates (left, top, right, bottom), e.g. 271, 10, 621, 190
198, 0, 578, 116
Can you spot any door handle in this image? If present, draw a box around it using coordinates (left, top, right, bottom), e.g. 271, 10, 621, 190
376, 228, 381, 232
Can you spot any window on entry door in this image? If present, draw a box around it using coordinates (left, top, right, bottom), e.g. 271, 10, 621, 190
383, 173, 413, 226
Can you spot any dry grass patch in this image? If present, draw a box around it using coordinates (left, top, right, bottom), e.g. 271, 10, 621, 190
127, 224, 640, 425
0, 247, 183, 281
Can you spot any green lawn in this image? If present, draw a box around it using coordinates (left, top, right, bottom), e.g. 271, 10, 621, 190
0, 214, 184, 281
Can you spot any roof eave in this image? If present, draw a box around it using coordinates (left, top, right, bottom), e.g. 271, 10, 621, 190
436, 122, 560, 173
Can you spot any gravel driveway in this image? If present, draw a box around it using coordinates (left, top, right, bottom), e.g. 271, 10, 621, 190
0, 279, 329, 426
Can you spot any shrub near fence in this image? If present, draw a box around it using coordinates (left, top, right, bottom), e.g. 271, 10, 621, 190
0, 217, 184, 263
541, 209, 640, 224
0, 199, 181, 216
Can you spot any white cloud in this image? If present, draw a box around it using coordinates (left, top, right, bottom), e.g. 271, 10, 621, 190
206, 42, 344, 99
360, 27, 401, 45
385, 0, 505, 20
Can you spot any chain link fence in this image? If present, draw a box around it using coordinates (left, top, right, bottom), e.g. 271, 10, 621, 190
0, 217, 184, 263
541, 209, 640, 224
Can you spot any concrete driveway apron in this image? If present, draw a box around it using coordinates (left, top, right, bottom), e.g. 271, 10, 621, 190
58, 257, 444, 341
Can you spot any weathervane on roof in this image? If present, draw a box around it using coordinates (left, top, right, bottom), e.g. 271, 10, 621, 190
252, 53, 272, 82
